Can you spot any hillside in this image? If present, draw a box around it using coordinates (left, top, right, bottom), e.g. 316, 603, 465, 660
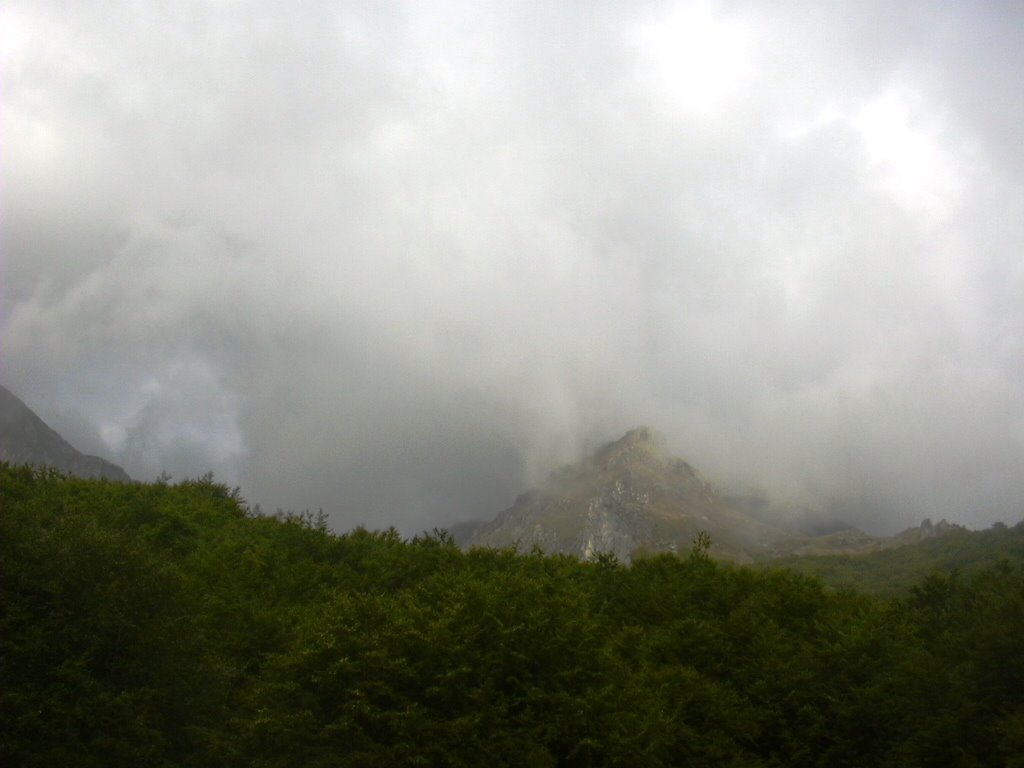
770, 520, 1024, 596
0, 385, 130, 481
468, 428, 794, 562
2, 463, 1023, 766
465, 428, 968, 565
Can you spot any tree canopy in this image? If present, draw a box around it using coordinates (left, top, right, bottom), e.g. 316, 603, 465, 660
2, 463, 1022, 766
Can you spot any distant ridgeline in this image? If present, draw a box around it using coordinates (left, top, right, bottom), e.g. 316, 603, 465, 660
3, 463, 1023, 766
0, 385, 130, 481
462, 428, 1004, 574
767, 517, 1024, 596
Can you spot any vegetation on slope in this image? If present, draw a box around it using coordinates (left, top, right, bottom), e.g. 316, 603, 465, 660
769, 522, 1024, 596
2, 463, 1023, 767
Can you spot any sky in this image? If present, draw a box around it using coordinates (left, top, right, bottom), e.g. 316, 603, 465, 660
2, 0, 1023, 534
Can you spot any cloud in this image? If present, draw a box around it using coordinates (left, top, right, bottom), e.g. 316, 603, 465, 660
2, 0, 1023, 533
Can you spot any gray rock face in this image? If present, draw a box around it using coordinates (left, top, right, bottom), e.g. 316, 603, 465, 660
465, 427, 966, 563
468, 428, 792, 563
0, 385, 131, 482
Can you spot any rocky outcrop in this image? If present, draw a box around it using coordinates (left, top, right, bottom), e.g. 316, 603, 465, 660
0, 385, 131, 482
465, 427, 968, 564
468, 428, 792, 563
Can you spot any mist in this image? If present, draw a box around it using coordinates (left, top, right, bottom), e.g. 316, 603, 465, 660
3, 1, 1023, 534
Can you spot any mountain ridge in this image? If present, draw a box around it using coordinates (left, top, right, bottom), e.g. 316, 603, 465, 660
469, 427, 793, 562
0, 385, 131, 482
466, 427, 964, 563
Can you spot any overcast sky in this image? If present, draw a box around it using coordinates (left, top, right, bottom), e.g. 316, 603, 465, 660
2, 1, 1022, 534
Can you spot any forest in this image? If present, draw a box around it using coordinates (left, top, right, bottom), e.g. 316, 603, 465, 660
2, 463, 1023, 767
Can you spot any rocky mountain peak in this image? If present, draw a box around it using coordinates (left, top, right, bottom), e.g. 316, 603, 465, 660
592, 427, 671, 470
468, 427, 790, 563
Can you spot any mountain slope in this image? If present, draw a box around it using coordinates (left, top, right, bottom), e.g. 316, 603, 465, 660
0, 385, 130, 481
768, 520, 1024, 596
468, 428, 793, 562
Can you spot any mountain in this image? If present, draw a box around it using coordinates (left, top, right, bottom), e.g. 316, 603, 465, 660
767, 519, 1024, 596
468, 428, 795, 563
466, 427, 973, 564
0, 385, 131, 482
721, 494, 853, 537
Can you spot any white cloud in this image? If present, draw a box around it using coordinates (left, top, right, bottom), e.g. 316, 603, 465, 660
2, 0, 1023, 532
853, 83, 973, 221
629, 2, 754, 118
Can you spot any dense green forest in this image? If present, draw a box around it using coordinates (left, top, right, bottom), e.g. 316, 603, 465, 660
2, 463, 1023, 767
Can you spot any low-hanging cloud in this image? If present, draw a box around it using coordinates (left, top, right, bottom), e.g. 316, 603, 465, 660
2, 0, 1022, 534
